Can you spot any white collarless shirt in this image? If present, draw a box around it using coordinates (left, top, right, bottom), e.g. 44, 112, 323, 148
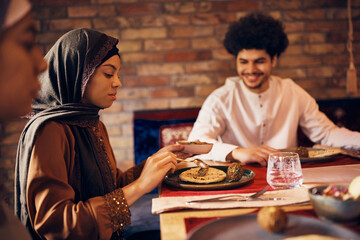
188, 76, 360, 161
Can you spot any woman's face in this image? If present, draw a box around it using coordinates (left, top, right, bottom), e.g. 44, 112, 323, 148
0, 12, 47, 121
82, 55, 121, 109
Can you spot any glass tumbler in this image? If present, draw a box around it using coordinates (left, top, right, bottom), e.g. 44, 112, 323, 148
267, 152, 303, 190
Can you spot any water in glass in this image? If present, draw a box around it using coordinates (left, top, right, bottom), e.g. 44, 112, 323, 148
267, 152, 303, 189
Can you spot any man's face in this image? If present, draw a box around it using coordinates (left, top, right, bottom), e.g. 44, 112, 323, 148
236, 49, 277, 93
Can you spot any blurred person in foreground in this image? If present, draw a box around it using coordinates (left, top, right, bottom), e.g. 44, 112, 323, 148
0, 0, 47, 238
15, 28, 182, 240
188, 12, 360, 166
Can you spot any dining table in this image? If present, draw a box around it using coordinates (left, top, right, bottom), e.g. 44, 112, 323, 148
152, 154, 360, 240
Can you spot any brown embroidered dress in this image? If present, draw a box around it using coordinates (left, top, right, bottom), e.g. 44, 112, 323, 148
26, 120, 143, 239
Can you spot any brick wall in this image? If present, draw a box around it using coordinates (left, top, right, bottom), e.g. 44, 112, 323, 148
1, 0, 360, 205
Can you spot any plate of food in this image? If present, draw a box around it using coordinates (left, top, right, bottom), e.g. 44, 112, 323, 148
281, 147, 342, 163
177, 140, 213, 154
187, 213, 360, 240
164, 165, 255, 191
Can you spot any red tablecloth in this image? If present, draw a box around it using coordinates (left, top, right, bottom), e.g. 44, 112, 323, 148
160, 155, 359, 197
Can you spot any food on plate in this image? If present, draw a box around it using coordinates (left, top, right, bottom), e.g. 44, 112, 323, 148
227, 162, 244, 181
283, 235, 344, 240
179, 167, 226, 184
257, 206, 288, 233
348, 175, 360, 199
295, 146, 309, 158
322, 176, 360, 201
308, 148, 341, 158
177, 140, 212, 145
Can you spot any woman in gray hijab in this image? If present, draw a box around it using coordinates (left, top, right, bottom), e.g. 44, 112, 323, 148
15, 28, 182, 240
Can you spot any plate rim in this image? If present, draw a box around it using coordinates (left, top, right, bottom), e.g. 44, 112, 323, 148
187, 213, 360, 240
281, 147, 341, 162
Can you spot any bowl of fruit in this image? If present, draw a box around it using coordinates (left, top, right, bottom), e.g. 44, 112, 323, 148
308, 176, 360, 222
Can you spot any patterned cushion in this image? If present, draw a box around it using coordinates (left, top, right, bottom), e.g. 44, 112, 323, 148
159, 123, 194, 148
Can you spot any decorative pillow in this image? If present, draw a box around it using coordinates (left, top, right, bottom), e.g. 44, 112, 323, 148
159, 123, 194, 148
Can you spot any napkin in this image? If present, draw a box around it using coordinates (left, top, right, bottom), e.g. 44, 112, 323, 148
152, 186, 309, 214
302, 163, 360, 188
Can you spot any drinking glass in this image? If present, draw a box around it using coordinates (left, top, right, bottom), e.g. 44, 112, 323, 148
267, 152, 303, 189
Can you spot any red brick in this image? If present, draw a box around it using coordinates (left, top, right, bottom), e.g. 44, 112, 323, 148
0, 145, 17, 158
283, 45, 303, 55
304, 0, 346, 8
185, 60, 234, 73
97, 0, 137, 3
42, 19, 92, 31
33, 7, 67, 19
284, 21, 305, 32
122, 52, 164, 63
278, 56, 322, 67
101, 101, 123, 113
116, 3, 161, 15
32, 0, 88, 6
304, 43, 345, 55
307, 67, 343, 78
117, 41, 142, 52
138, 63, 184, 75
0, 132, 21, 145
144, 39, 190, 51
263, 0, 302, 9
192, 37, 223, 49
296, 79, 328, 90
150, 87, 194, 98
170, 97, 205, 109
283, 10, 326, 21
196, 85, 218, 97
140, 16, 165, 27
169, 26, 213, 38
123, 76, 169, 87
122, 28, 167, 39
2, 120, 27, 134
305, 21, 347, 32
164, 15, 190, 25
212, 49, 233, 60
272, 68, 307, 79
191, 13, 236, 25
173, 74, 213, 87
326, 32, 348, 43
287, 33, 326, 45
36, 32, 66, 44
120, 65, 137, 75
116, 88, 148, 100
165, 50, 212, 62
322, 55, 348, 66
164, 2, 211, 14
68, 6, 98, 17
325, 9, 348, 20
212, 1, 258, 11
215, 25, 229, 37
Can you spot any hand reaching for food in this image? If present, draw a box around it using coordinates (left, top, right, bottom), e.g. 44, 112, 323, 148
228, 145, 279, 166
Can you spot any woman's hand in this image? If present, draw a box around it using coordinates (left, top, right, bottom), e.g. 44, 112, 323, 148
122, 144, 184, 205
228, 145, 279, 166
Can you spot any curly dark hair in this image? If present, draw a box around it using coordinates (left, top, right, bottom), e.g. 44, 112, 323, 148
223, 12, 289, 59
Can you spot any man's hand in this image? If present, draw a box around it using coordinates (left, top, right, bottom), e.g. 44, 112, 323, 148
228, 145, 279, 166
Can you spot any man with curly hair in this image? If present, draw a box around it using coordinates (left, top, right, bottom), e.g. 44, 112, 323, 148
188, 12, 360, 166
